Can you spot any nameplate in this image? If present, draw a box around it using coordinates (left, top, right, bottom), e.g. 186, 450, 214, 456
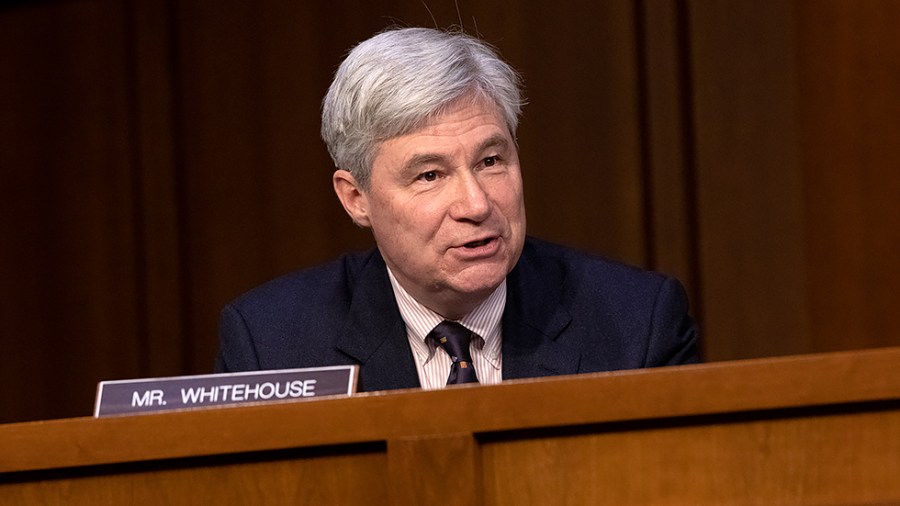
94, 365, 358, 417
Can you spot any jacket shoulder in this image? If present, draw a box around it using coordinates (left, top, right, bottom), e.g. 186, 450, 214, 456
229, 248, 377, 314
216, 248, 383, 371
516, 236, 698, 369
521, 236, 668, 294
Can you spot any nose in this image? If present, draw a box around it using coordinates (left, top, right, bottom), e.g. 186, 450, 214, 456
449, 172, 492, 223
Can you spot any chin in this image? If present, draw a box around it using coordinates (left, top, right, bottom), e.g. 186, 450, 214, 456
450, 267, 508, 295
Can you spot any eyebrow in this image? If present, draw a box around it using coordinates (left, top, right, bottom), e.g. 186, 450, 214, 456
474, 134, 511, 158
400, 134, 512, 174
402, 153, 447, 174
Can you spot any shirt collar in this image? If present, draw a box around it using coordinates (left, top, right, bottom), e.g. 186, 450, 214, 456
386, 267, 505, 368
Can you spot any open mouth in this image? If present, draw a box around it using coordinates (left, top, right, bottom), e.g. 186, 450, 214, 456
464, 238, 493, 248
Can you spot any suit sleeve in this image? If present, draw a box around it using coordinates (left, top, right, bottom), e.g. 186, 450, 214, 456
214, 303, 263, 372
643, 276, 700, 367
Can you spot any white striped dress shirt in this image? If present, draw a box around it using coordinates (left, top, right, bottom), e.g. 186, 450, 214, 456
387, 268, 504, 389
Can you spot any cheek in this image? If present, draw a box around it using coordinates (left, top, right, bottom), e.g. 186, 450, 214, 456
381, 199, 443, 240
490, 180, 525, 215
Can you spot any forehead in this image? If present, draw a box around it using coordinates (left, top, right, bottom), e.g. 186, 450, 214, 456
380, 100, 511, 157
418, 96, 508, 134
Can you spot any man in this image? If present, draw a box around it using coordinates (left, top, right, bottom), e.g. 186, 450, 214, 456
215, 27, 699, 391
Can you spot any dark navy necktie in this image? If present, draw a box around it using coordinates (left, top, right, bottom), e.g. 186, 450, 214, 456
428, 320, 479, 385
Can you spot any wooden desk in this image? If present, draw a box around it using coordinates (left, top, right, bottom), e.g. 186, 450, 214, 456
2, 347, 899, 504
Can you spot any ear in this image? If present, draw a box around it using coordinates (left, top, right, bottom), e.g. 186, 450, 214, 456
332, 169, 372, 228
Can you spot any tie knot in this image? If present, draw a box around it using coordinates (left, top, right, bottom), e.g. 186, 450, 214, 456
429, 320, 474, 362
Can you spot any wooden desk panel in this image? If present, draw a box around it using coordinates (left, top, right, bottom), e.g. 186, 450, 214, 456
484, 408, 900, 505
1, 449, 387, 506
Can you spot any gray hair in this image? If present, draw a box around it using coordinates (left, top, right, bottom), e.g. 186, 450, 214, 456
321, 27, 524, 189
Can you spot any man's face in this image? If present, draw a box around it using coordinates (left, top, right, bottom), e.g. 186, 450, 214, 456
334, 98, 526, 318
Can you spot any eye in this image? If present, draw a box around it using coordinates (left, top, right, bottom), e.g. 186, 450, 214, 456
418, 171, 438, 182
483, 156, 499, 167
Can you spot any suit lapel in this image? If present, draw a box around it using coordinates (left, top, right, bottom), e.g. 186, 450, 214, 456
334, 251, 421, 392
502, 240, 579, 379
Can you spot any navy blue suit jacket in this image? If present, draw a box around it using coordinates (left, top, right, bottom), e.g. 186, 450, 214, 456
215, 237, 699, 391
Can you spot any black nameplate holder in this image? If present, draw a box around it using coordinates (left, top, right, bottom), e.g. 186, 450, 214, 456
94, 365, 358, 417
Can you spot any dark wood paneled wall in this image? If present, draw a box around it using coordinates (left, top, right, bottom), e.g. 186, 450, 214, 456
688, 1, 813, 359
1, 1, 143, 422
794, 1, 900, 354
687, 0, 900, 360
2, 0, 898, 423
